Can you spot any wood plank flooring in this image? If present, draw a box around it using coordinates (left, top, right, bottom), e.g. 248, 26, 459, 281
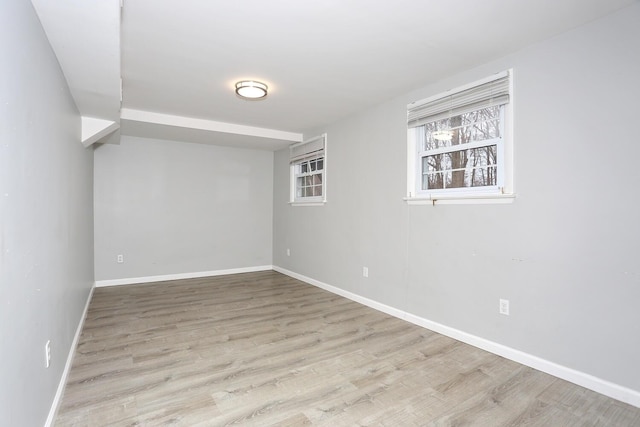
55, 271, 640, 426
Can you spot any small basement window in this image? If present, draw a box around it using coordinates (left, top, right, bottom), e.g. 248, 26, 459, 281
407, 70, 513, 203
290, 134, 327, 205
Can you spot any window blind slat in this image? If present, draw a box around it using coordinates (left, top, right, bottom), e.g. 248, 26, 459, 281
290, 135, 325, 163
408, 73, 510, 128
409, 94, 509, 128
291, 151, 324, 163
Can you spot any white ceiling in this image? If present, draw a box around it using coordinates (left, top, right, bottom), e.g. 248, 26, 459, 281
32, 0, 636, 150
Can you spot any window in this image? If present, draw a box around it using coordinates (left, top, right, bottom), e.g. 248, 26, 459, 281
407, 71, 513, 201
290, 134, 326, 204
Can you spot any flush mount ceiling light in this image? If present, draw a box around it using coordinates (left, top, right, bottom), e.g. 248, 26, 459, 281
235, 80, 268, 100
433, 130, 453, 141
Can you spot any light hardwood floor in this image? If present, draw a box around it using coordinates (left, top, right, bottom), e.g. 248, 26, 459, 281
55, 271, 640, 426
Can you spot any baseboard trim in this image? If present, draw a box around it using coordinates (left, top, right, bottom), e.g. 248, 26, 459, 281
95, 265, 274, 287
273, 266, 640, 408
45, 284, 95, 427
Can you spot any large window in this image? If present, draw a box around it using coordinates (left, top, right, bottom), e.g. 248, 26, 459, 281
407, 71, 512, 201
290, 134, 326, 204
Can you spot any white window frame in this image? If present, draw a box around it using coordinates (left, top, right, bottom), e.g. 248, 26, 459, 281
406, 70, 514, 204
289, 134, 327, 206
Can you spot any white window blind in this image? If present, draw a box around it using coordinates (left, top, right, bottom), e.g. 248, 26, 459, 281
290, 135, 325, 163
408, 71, 510, 129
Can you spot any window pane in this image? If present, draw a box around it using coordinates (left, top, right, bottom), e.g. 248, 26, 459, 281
296, 176, 304, 196
421, 106, 501, 151
296, 177, 303, 195
423, 171, 443, 190
294, 157, 325, 200
422, 145, 497, 189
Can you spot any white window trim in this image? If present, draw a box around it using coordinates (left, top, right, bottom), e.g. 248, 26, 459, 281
289, 133, 327, 206
406, 70, 515, 205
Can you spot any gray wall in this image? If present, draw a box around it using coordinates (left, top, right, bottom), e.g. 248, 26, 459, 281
274, 4, 640, 392
94, 136, 273, 281
0, 1, 94, 425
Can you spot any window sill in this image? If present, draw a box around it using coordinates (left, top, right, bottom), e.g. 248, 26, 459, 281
289, 201, 327, 207
404, 193, 515, 205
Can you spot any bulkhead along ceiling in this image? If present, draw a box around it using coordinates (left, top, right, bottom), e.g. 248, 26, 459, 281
32, 0, 637, 150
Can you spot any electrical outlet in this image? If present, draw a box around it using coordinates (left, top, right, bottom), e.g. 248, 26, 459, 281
117, 254, 124, 263
286, 248, 290, 256
45, 340, 51, 368
363, 267, 369, 278
499, 299, 510, 315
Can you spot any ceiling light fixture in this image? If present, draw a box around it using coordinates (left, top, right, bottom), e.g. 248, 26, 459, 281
235, 80, 268, 100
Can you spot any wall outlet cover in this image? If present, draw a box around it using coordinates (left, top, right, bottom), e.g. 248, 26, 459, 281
45, 340, 51, 368
499, 299, 510, 315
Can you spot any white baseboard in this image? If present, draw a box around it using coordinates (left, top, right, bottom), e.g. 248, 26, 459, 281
95, 265, 274, 287
45, 284, 95, 427
273, 266, 640, 408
